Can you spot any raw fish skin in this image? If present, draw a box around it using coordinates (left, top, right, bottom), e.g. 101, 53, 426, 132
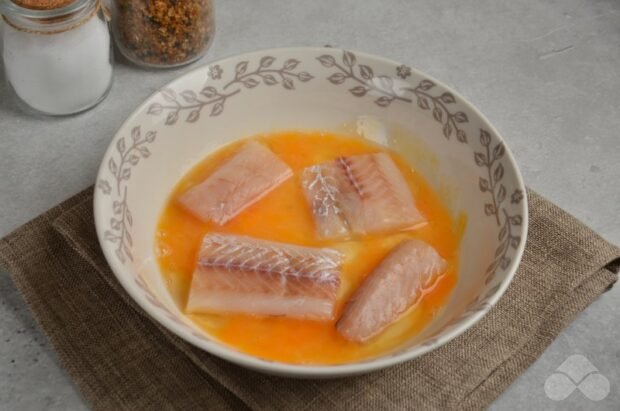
301, 164, 350, 239
302, 153, 425, 239
178, 141, 293, 225
187, 234, 343, 320
337, 239, 447, 342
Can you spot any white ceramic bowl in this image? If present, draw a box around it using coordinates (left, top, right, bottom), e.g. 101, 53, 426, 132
94, 47, 527, 377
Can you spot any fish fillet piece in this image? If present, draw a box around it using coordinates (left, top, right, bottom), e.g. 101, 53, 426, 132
186, 234, 342, 320
337, 239, 447, 342
301, 153, 425, 239
178, 141, 292, 225
301, 164, 350, 239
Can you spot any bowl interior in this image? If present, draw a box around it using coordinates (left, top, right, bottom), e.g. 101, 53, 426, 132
94, 47, 527, 376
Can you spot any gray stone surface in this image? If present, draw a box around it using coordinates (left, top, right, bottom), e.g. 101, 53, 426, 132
0, 0, 618, 409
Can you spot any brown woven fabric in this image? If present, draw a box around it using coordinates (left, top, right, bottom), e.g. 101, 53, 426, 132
0, 188, 618, 411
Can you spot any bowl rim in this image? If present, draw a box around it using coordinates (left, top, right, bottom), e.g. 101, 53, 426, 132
94, 46, 528, 376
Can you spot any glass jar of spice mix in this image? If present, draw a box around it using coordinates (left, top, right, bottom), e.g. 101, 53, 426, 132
0, 0, 113, 115
110, 0, 215, 68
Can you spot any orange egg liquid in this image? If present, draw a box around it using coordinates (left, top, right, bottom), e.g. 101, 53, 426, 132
156, 130, 463, 364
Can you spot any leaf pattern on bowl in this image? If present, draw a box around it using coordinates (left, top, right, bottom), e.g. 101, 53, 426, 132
148, 87, 241, 125
317, 50, 469, 142
104, 187, 133, 264
98, 49, 525, 349
102, 126, 157, 263
317, 50, 412, 107
147, 56, 314, 125
223, 56, 314, 91
408, 81, 469, 142
97, 179, 111, 195
473, 129, 524, 283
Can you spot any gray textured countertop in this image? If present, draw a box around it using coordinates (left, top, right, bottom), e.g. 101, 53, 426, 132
1, 0, 619, 409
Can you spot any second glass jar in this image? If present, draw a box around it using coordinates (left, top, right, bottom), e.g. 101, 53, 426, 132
0, 0, 113, 115
111, 0, 215, 69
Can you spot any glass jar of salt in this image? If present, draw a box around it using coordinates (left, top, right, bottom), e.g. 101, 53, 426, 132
0, 0, 113, 115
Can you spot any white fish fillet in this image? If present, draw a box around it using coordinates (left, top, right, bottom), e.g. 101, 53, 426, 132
302, 153, 425, 239
186, 234, 342, 320
178, 141, 292, 225
337, 239, 447, 342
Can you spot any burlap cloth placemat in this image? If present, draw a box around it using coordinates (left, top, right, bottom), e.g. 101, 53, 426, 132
0, 188, 618, 411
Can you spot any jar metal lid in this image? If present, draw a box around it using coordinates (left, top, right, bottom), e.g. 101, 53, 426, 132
11, 0, 76, 10
0, 0, 104, 34
0, 0, 90, 19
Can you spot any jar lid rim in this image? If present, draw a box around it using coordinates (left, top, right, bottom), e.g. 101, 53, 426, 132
0, 0, 91, 18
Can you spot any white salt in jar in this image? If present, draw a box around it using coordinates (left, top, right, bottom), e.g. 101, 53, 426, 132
0, 0, 113, 115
